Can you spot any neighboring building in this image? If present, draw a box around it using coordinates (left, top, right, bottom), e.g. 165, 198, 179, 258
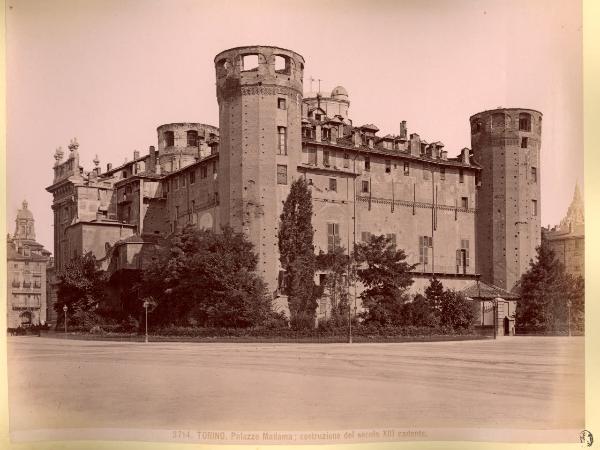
6, 201, 51, 328
46, 45, 542, 319
543, 183, 584, 279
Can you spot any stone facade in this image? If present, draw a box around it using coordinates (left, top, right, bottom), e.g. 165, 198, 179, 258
45, 45, 542, 320
6, 201, 51, 328
543, 184, 584, 279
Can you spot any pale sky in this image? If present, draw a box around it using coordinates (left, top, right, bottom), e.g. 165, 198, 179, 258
6, 0, 583, 252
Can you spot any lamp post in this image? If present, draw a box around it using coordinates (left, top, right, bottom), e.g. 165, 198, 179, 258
63, 305, 68, 334
143, 300, 149, 343
567, 299, 572, 337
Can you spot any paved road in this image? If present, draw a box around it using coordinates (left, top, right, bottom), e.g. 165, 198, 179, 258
7, 336, 584, 434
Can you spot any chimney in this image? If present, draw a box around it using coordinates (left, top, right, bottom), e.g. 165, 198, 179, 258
409, 133, 421, 157
461, 148, 470, 165
399, 121, 407, 140
149, 145, 157, 173
315, 125, 322, 142
107, 163, 113, 172
133, 150, 140, 161
352, 130, 361, 147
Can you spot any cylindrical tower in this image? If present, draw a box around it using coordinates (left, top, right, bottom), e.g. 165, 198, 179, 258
156, 123, 219, 173
471, 108, 542, 291
214, 45, 305, 294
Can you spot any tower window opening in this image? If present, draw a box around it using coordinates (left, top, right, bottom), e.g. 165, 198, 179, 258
278, 97, 286, 110
242, 54, 259, 71
461, 197, 469, 209
521, 137, 528, 148
385, 160, 391, 173
362, 180, 370, 193
164, 131, 175, 147
187, 130, 198, 147
278, 126, 287, 155
274, 55, 291, 74
277, 164, 287, 185
404, 162, 410, 175
459, 169, 464, 183
519, 113, 532, 132
532, 199, 538, 216
531, 167, 537, 182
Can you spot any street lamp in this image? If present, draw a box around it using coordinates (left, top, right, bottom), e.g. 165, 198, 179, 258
62, 305, 68, 334
567, 299, 572, 337
143, 300, 149, 343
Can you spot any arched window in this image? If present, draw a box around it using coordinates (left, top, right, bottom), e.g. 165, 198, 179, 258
241, 54, 259, 71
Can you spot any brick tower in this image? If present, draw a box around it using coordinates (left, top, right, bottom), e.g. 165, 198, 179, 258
214, 46, 305, 295
471, 108, 542, 291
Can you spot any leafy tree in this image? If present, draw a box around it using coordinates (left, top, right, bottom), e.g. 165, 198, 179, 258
354, 234, 417, 325
566, 274, 585, 333
424, 276, 444, 323
316, 246, 352, 326
278, 178, 318, 329
516, 240, 580, 332
56, 252, 108, 328
403, 293, 437, 327
439, 290, 477, 330
140, 226, 272, 328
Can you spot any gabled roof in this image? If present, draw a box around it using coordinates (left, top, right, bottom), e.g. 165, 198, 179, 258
359, 124, 379, 132
462, 281, 520, 300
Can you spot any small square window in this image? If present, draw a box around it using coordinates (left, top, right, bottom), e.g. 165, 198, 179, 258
329, 178, 337, 192
278, 97, 286, 109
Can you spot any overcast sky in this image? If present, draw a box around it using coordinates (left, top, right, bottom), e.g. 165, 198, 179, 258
6, 0, 582, 252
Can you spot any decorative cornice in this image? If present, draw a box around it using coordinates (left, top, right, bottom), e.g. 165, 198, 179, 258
240, 85, 301, 97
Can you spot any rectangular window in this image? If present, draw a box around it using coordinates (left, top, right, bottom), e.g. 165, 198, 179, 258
385, 160, 391, 173
181, 175, 186, 187
419, 236, 432, 265
364, 156, 370, 171
322, 128, 331, 141
187, 130, 198, 147
531, 167, 537, 182
521, 137, 528, 148
174, 177, 179, 190
278, 126, 287, 155
386, 233, 397, 249
361, 231, 372, 243
189, 171, 195, 184
164, 131, 175, 147
456, 239, 470, 274
201, 165, 208, 178
212, 161, 218, 174
403, 162, 410, 175
532, 199, 538, 216
308, 148, 317, 165
329, 178, 337, 192
362, 180, 369, 193
440, 167, 445, 180
278, 97, 286, 109
343, 153, 349, 168
459, 169, 464, 183
461, 197, 468, 209
277, 165, 287, 185
323, 150, 330, 166
327, 223, 340, 253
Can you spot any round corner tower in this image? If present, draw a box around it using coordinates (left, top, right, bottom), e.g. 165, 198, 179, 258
156, 122, 219, 173
471, 108, 542, 291
214, 45, 305, 292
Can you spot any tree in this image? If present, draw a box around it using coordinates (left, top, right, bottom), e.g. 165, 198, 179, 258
56, 252, 108, 328
140, 226, 272, 328
316, 246, 352, 327
439, 290, 477, 330
278, 178, 318, 329
354, 234, 417, 325
424, 276, 444, 323
516, 240, 576, 332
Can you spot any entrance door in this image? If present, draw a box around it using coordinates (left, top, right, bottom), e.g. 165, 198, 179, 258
503, 316, 510, 336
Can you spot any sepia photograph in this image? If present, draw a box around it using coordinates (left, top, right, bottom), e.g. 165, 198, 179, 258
3, 0, 589, 446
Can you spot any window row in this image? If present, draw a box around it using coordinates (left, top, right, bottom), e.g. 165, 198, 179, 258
164, 161, 218, 192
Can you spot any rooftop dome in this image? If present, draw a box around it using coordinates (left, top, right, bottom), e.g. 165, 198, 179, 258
331, 85, 348, 99
16, 200, 34, 220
